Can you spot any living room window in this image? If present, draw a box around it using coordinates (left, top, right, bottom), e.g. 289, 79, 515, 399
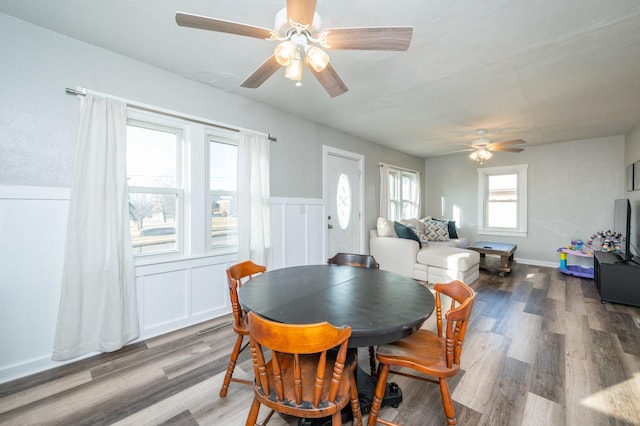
126, 108, 242, 259
127, 117, 184, 256
478, 164, 528, 237
380, 164, 420, 220
208, 129, 239, 253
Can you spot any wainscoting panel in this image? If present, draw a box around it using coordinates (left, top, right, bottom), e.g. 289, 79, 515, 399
0, 186, 69, 383
270, 202, 285, 269
141, 269, 189, 331
270, 197, 325, 269
284, 203, 308, 267
191, 263, 228, 317
307, 201, 325, 263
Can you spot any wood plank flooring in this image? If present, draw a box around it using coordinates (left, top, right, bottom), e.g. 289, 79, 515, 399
1, 263, 640, 425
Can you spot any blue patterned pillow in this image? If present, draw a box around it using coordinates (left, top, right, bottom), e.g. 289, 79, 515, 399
394, 221, 422, 248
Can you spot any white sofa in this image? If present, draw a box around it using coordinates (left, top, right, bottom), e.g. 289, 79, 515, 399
369, 229, 480, 284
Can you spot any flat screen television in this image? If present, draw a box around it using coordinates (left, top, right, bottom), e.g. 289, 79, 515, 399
613, 198, 631, 261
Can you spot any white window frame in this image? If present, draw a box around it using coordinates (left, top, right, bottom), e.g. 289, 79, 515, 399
127, 111, 186, 259
126, 107, 244, 264
384, 165, 420, 221
206, 128, 239, 255
477, 164, 528, 237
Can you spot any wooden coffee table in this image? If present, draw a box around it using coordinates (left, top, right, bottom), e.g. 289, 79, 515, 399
467, 241, 517, 276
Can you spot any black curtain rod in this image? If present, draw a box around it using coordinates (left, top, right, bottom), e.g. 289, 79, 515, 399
65, 87, 277, 142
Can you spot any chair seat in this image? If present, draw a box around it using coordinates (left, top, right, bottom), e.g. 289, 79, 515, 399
376, 329, 459, 378
255, 352, 357, 418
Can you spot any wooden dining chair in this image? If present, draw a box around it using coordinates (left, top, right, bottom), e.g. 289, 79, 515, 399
367, 280, 476, 426
219, 260, 267, 398
245, 311, 363, 426
328, 252, 380, 377
328, 252, 380, 269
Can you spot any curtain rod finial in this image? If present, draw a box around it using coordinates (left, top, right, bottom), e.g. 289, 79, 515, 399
65, 87, 86, 96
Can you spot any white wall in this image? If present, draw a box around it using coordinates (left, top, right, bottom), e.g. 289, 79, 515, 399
425, 136, 625, 266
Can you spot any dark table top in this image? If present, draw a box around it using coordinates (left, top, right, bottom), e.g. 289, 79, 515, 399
238, 265, 435, 348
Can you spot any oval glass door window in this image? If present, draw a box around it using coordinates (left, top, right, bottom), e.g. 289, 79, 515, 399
336, 173, 352, 230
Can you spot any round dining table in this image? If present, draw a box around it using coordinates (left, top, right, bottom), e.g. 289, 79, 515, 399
238, 264, 435, 425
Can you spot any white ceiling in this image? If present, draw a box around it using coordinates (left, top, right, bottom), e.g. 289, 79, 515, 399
2, 0, 640, 157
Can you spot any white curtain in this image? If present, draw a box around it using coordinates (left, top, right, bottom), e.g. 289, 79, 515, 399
53, 95, 139, 360
238, 131, 272, 267
379, 163, 391, 219
411, 175, 421, 219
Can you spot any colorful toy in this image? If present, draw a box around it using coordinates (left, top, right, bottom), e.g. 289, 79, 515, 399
587, 230, 624, 253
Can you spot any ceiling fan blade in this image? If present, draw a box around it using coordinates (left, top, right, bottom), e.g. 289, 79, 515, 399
491, 138, 526, 146
241, 56, 282, 88
287, 0, 318, 25
307, 62, 348, 97
457, 143, 484, 149
490, 147, 525, 153
321, 27, 413, 51
176, 12, 274, 39
436, 148, 473, 156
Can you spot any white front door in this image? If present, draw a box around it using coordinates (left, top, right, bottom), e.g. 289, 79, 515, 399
324, 147, 363, 257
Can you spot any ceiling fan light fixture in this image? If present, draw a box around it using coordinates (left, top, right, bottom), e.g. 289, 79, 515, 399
305, 45, 329, 72
480, 149, 493, 160
285, 56, 303, 82
274, 40, 296, 66
469, 147, 493, 163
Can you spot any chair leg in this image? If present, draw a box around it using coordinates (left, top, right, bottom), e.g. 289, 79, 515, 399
331, 411, 342, 425
367, 364, 390, 426
368, 346, 377, 378
245, 396, 261, 426
438, 378, 457, 426
220, 333, 245, 397
349, 371, 363, 426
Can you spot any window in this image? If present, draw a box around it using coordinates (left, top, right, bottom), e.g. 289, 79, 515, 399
336, 173, 352, 230
208, 129, 239, 252
127, 119, 183, 256
478, 165, 528, 237
126, 108, 241, 259
382, 165, 420, 220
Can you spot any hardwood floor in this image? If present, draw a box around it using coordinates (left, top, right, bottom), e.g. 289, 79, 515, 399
1, 263, 640, 425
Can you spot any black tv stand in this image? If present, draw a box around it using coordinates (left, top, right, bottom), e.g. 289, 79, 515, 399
594, 251, 640, 307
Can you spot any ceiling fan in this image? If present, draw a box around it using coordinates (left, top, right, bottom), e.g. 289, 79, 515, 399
456, 130, 526, 164
175, 0, 413, 97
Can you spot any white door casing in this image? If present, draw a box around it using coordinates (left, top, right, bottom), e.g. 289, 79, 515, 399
323, 146, 364, 258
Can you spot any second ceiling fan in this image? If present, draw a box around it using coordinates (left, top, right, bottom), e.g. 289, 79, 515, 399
458, 130, 526, 163
176, 0, 413, 97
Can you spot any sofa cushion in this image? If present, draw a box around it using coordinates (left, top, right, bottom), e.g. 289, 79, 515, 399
377, 217, 397, 237
416, 246, 479, 272
400, 218, 429, 246
422, 219, 450, 241
427, 265, 479, 284
394, 221, 421, 248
